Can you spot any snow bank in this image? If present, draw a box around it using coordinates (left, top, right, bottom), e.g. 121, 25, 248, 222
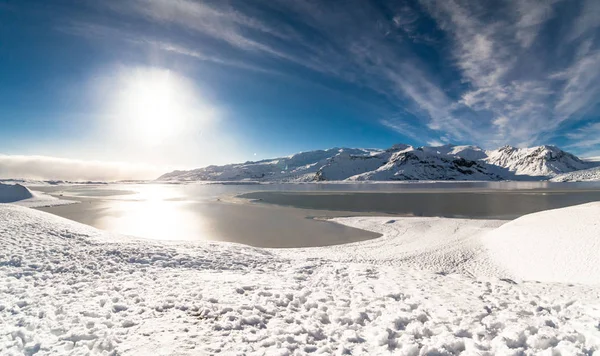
0, 182, 77, 208
0, 183, 34, 203
483, 202, 600, 284
1, 204, 600, 355
278, 216, 507, 277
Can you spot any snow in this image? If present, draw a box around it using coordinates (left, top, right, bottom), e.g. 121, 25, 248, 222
483, 202, 600, 285
160, 143, 594, 182
0, 183, 33, 202
347, 149, 503, 181
420, 144, 488, 161
485, 145, 594, 177
157, 148, 381, 182
1, 203, 600, 355
551, 166, 600, 182
0, 183, 76, 208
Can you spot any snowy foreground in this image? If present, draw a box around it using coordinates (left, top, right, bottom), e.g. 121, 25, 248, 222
1, 204, 600, 355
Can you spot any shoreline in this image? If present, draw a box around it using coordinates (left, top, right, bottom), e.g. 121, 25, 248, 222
35, 191, 384, 248
2, 203, 599, 355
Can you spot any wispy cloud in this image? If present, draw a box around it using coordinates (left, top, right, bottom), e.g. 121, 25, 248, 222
421, 0, 600, 148
62, 0, 600, 153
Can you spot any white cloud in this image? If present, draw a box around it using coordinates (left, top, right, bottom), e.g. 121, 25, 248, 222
421, 0, 600, 147
554, 46, 600, 121
427, 139, 445, 146
568, 0, 600, 41
65, 0, 600, 152
563, 123, 600, 153
514, 0, 559, 48
0, 154, 164, 181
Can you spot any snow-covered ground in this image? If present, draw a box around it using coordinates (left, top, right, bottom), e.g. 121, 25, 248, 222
0, 183, 76, 208
1, 201, 600, 355
484, 203, 600, 285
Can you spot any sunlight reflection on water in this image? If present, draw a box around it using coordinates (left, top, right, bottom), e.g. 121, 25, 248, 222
95, 200, 208, 241
37, 181, 600, 244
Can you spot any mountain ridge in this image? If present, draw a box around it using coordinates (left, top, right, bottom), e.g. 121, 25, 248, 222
158, 144, 599, 182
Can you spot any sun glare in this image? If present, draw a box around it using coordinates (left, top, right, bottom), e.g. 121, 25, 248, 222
112, 68, 211, 146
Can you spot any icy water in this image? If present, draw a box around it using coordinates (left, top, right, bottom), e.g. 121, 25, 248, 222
36, 181, 600, 247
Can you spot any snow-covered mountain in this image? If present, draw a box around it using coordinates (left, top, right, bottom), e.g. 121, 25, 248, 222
158, 148, 381, 182
551, 166, 600, 182
345, 149, 506, 181
485, 145, 592, 177
158, 144, 597, 182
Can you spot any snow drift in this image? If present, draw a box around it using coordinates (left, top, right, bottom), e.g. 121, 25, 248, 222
0, 183, 34, 203
0, 182, 76, 208
483, 202, 600, 285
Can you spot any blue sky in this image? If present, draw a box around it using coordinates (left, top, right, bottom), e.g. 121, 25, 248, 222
1, 0, 600, 178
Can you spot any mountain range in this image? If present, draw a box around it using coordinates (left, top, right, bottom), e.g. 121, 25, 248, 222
158, 144, 599, 182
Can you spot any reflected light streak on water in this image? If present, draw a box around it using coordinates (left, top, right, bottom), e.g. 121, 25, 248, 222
94, 185, 212, 241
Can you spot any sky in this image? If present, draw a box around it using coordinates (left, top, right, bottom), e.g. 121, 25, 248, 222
1, 0, 600, 180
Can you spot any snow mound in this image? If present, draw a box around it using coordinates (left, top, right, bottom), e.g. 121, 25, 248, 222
0, 183, 34, 203
483, 202, 600, 284
0, 182, 77, 208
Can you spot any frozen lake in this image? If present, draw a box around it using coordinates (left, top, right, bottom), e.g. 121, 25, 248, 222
35, 181, 600, 247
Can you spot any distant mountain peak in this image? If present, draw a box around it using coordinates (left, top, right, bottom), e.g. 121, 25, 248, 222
157, 143, 596, 182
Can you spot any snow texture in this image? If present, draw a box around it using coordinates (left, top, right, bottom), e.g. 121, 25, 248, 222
159, 144, 597, 182
485, 145, 595, 177
1, 204, 600, 355
551, 166, 600, 182
158, 148, 380, 182
483, 202, 600, 285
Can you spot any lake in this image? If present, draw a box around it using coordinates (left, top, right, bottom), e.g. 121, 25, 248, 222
35, 181, 600, 247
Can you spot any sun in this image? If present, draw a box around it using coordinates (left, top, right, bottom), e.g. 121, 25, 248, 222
113, 68, 205, 146
120, 70, 184, 144
128, 76, 177, 142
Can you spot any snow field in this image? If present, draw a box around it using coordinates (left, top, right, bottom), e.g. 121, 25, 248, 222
1, 204, 599, 355
483, 202, 600, 285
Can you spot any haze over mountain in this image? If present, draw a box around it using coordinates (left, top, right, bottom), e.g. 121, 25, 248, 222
159, 144, 598, 182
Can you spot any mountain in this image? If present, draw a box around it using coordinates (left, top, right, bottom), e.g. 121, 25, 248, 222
551, 166, 600, 182
158, 144, 597, 182
485, 145, 593, 177
345, 148, 505, 181
158, 148, 380, 182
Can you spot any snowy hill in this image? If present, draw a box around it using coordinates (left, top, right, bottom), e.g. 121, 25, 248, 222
551, 166, 600, 182
345, 148, 504, 181
158, 148, 380, 182
159, 144, 596, 182
2, 202, 600, 354
0, 183, 34, 203
0, 182, 76, 207
485, 145, 594, 177
483, 202, 600, 284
